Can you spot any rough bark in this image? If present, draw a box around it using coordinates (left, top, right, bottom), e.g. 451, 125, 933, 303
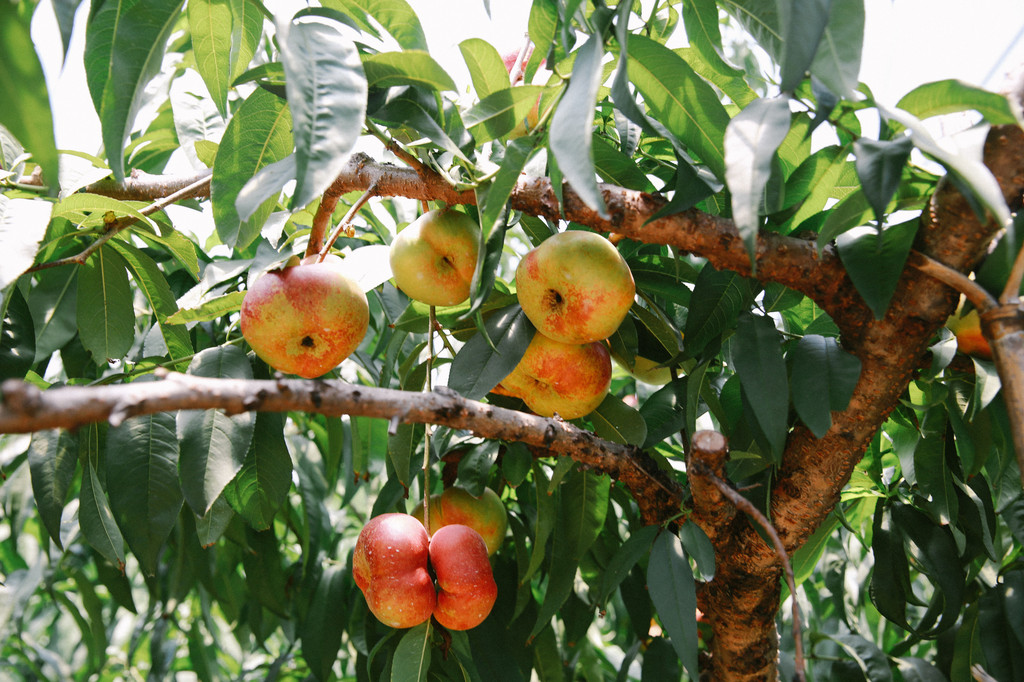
0, 373, 682, 525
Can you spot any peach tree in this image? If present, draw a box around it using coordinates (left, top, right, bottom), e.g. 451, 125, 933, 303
2, 0, 1024, 680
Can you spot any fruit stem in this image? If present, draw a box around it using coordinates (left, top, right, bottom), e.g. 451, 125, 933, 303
1000, 240, 1024, 305
423, 305, 437, 533
317, 182, 379, 262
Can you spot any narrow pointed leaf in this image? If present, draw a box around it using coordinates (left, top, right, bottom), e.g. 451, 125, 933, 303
460, 38, 509, 99
84, 0, 185, 181
449, 305, 532, 400
825, 633, 893, 681
107, 411, 182, 575
648, 531, 699, 679
732, 312, 789, 457
362, 51, 455, 91
788, 334, 862, 437
79, 461, 126, 570
779, 0, 833, 92
725, 96, 792, 264
0, 195, 52, 292
836, 220, 917, 319
108, 240, 192, 368
549, 32, 607, 217
76, 247, 135, 362
626, 34, 730, 179
27, 429, 79, 548
854, 136, 913, 225
330, 0, 427, 51
392, 623, 431, 682
279, 13, 367, 210
683, 265, 757, 358
301, 564, 351, 681
882, 104, 1012, 229
1, 287, 34, 381
896, 79, 1021, 125
178, 346, 255, 515
223, 412, 292, 530
808, 0, 864, 99
0, 3, 58, 193
189, 0, 234, 117
591, 393, 648, 446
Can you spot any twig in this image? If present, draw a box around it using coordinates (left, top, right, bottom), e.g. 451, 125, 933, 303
690, 459, 806, 682
423, 305, 437, 532
1000, 240, 1024, 305
26, 174, 213, 273
907, 251, 998, 312
305, 194, 343, 258
317, 182, 379, 262
0, 374, 684, 525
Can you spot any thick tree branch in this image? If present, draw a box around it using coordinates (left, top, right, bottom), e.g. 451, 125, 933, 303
0, 374, 682, 525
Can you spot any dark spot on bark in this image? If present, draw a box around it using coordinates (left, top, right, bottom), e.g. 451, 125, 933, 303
311, 391, 322, 408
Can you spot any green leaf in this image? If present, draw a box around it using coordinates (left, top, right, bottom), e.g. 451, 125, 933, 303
882, 104, 1012, 230
27, 267, 78, 363
836, 220, 917, 319
808, 0, 864, 99
79, 460, 126, 570
228, 0, 264, 82
107, 411, 182, 576
788, 334, 862, 437
195, 495, 234, 548
53, 192, 152, 228
647, 531, 699, 679
683, 265, 756, 358
854, 135, 913, 226
0, 2, 59, 193
550, 30, 608, 217
301, 564, 351, 682
448, 305, 533, 400
522, 461, 556, 583
681, 0, 746, 87
897, 79, 1021, 126
107, 240, 192, 369
591, 393, 648, 446
178, 346, 256, 515
213, 87, 293, 247
639, 380, 687, 448
326, 0, 428, 51
460, 37, 510, 99
163, 291, 246, 325
188, 0, 234, 117
279, 12, 368, 210
363, 51, 456, 91
626, 34, 730, 179
463, 86, 545, 143
825, 633, 893, 681
478, 136, 533, 239
724, 96, 792, 264
392, 623, 431, 682
224, 412, 292, 530
891, 502, 966, 635
531, 468, 610, 639
76, 246, 135, 363
816, 188, 873, 247
27, 429, 79, 549
731, 312, 789, 458
677, 522, 715, 581
595, 524, 659, 604
83, 0, 185, 182
0, 196, 52, 292
1, 287, 35, 381
778, 0, 832, 92
896, 658, 949, 682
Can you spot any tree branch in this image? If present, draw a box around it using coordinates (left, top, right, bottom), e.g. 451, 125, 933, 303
0, 374, 683, 525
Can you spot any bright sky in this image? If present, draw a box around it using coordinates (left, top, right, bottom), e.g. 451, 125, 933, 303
33, 0, 1024, 156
